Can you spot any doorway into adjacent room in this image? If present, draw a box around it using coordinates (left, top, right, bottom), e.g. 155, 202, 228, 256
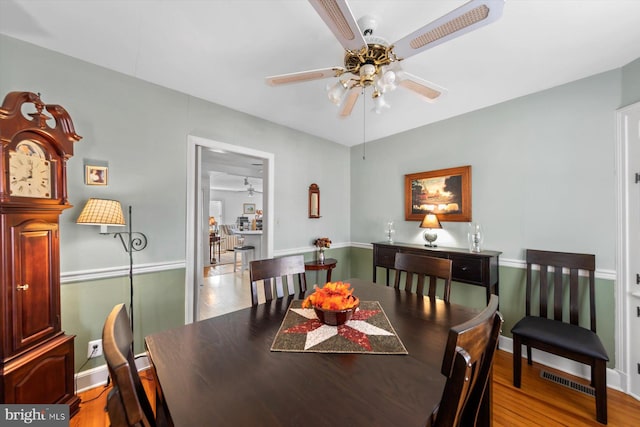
185, 135, 274, 324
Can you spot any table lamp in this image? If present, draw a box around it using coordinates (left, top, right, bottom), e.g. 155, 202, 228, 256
420, 213, 442, 247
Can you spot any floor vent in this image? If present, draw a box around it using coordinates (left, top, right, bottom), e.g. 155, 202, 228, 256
540, 370, 595, 396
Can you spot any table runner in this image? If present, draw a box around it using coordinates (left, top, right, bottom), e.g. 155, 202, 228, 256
270, 300, 408, 354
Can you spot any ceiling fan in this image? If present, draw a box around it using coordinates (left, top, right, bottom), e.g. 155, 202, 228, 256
266, 0, 505, 117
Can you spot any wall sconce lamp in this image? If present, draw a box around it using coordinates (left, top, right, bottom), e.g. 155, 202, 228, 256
76, 198, 148, 343
419, 213, 442, 247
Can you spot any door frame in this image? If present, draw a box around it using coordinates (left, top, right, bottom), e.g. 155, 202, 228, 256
185, 135, 274, 323
615, 101, 640, 398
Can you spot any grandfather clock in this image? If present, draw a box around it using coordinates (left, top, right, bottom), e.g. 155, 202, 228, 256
0, 92, 81, 415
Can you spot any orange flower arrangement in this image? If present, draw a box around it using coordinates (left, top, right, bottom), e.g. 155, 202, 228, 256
302, 282, 359, 311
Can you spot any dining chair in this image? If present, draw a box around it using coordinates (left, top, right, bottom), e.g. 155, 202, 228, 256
102, 303, 157, 427
249, 255, 307, 305
428, 294, 502, 427
393, 252, 453, 302
511, 249, 608, 424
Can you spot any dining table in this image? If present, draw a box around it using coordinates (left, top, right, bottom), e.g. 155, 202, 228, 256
144, 278, 490, 426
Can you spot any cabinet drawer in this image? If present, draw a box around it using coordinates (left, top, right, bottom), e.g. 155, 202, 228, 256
451, 256, 484, 284
376, 247, 398, 268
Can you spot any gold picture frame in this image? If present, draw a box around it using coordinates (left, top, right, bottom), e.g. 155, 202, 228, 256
404, 165, 471, 222
243, 203, 256, 215
85, 165, 108, 186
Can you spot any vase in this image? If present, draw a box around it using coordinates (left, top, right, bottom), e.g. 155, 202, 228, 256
385, 221, 395, 243
468, 223, 483, 253
318, 248, 325, 264
313, 299, 359, 326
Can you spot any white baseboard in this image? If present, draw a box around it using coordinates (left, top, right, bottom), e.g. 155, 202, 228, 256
75, 353, 150, 394
499, 336, 624, 393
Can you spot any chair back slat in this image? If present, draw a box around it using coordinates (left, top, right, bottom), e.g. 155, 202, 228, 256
393, 253, 453, 302
249, 255, 307, 305
525, 265, 532, 316
569, 268, 580, 324
525, 249, 596, 331
415, 274, 424, 295
539, 265, 548, 317
589, 270, 596, 331
553, 267, 562, 321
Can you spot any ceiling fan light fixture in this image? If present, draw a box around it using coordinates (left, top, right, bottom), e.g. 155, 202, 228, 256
376, 69, 397, 93
268, 0, 504, 117
327, 79, 349, 105
372, 90, 390, 114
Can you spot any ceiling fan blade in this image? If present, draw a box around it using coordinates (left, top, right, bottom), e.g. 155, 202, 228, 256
339, 87, 360, 117
265, 67, 346, 86
392, 0, 505, 60
397, 72, 447, 103
308, 0, 366, 52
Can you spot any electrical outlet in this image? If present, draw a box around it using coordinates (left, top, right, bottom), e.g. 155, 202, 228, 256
87, 339, 103, 359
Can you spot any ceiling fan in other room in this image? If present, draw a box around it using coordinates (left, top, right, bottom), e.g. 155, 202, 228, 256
266, 0, 505, 117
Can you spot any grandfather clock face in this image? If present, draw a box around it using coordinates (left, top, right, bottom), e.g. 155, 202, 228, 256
9, 139, 52, 199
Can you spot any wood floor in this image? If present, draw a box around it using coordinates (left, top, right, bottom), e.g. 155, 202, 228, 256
73, 349, 640, 426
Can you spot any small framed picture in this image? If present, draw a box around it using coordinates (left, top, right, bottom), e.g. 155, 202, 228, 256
85, 165, 108, 186
243, 203, 256, 214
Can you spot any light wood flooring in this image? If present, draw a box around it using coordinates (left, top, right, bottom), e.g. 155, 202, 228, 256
76, 261, 640, 426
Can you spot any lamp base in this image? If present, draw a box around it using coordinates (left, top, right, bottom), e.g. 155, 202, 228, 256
423, 230, 438, 247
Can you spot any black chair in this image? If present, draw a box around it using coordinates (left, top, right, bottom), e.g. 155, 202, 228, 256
102, 304, 157, 427
393, 252, 453, 302
249, 255, 307, 305
511, 249, 608, 424
428, 295, 502, 426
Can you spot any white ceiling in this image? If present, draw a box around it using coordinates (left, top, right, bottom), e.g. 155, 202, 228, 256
1, 0, 640, 147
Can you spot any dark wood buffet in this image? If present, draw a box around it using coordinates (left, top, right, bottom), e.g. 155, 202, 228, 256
372, 242, 501, 304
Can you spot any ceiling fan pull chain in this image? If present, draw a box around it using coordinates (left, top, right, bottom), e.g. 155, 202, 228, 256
362, 87, 366, 160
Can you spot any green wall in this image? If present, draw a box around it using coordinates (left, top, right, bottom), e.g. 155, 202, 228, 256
61, 269, 185, 371
348, 247, 616, 368
0, 33, 350, 373
1, 33, 637, 376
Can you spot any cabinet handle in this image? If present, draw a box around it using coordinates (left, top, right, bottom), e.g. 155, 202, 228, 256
16, 284, 29, 291
460, 266, 469, 271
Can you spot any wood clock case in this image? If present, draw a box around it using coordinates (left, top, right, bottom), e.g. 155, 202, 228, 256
0, 92, 81, 414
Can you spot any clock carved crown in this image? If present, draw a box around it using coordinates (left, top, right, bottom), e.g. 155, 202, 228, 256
0, 91, 82, 205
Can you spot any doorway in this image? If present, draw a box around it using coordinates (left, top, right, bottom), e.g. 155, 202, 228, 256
185, 135, 274, 323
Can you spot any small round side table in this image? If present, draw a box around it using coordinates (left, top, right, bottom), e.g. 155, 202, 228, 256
304, 258, 338, 284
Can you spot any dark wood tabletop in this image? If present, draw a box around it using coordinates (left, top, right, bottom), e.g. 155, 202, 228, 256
145, 279, 483, 427
304, 258, 338, 283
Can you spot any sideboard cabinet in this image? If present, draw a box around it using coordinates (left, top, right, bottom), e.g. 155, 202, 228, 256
372, 242, 501, 304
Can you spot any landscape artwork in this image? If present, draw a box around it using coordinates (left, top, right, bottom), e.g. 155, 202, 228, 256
404, 165, 471, 222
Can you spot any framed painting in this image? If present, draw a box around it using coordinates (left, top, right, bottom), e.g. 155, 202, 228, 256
243, 203, 256, 215
85, 165, 108, 186
404, 165, 471, 222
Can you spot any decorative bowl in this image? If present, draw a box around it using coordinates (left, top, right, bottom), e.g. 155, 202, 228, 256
313, 300, 359, 326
